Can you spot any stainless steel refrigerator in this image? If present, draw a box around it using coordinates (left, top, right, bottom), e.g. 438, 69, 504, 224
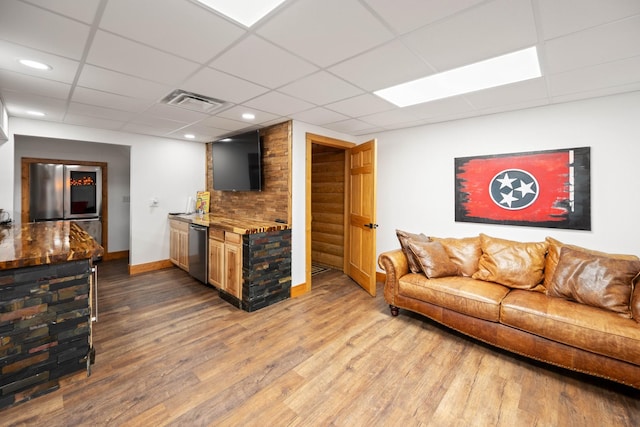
29, 163, 103, 244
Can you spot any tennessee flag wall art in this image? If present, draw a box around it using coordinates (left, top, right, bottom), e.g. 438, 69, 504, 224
455, 147, 591, 230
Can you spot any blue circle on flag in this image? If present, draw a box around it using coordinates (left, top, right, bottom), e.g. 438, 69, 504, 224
489, 169, 539, 210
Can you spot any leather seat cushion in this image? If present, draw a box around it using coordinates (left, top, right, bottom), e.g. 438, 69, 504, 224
398, 274, 510, 322
501, 289, 640, 365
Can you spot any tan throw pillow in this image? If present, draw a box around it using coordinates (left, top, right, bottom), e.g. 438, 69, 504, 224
548, 246, 640, 318
472, 233, 547, 290
407, 240, 460, 279
396, 229, 431, 274
544, 237, 640, 293
431, 236, 481, 277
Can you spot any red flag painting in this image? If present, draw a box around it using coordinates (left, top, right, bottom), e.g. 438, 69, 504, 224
455, 147, 590, 230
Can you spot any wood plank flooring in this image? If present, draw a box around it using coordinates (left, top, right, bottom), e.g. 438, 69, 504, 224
2, 259, 640, 426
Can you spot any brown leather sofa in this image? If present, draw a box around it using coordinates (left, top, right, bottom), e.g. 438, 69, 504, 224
378, 232, 640, 389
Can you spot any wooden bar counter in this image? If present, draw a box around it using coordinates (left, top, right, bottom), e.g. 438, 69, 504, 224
0, 221, 103, 410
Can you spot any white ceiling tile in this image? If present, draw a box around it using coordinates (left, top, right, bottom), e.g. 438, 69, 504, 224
63, 113, 126, 131
181, 67, 269, 104
3, 92, 68, 120
71, 87, 154, 112
144, 103, 210, 124
289, 107, 350, 126
100, 0, 246, 64
473, 99, 550, 118
216, 105, 281, 125
401, 96, 474, 120
86, 31, 201, 85
211, 35, 317, 89
77, 65, 173, 100
537, 0, 640, 40
257, 0, 395, 67
0, 40, 80, 84
172, 123, 229, 141
325, 94, 395, 117
23, 0, 101, 24
329, 40, 434, 91
322, 118, 378, 133
359, 109, 419, 127
544, 15, 640, 75
199, 115, 250, 132
548, 56, 640, 98
279, 71, 363, 105
0, 70, 71, 100
0, 0, 90, 59
405, 0, 537, 71
121, 122, 176, 138
551, 82, 640, 105
244, 91, 314, 116
364, 0, 486, 34
464, 78, 549, 110
67, 102, 136, 122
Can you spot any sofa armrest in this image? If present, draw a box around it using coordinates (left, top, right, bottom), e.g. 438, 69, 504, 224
378, 249, 409, 306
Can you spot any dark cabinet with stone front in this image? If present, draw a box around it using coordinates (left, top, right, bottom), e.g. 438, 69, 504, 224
220, 228, 291, 312
0, 221, 102, 410
170, 214, 291, 312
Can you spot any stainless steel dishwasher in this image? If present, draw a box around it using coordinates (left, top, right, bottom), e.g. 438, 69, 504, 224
188, 224, 208, 283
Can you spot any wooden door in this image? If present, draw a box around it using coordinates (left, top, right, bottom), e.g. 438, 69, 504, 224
224, 233, 243, 299
208, 238, 224, 288
347, 139, 377, 296
169, 224, 180, 266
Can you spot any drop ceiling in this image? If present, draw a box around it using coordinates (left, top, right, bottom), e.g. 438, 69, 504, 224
1, 0, 639, 142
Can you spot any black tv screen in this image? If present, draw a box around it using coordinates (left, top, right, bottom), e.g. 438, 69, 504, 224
211, 130, 262, 191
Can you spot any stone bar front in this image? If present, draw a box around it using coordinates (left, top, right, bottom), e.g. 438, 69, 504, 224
0, 221, 103, 410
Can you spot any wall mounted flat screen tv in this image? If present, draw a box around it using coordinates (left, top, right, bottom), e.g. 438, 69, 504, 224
211, 130, 262, 191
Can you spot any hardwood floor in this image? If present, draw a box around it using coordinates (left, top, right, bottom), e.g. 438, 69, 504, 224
2, 260, 639, 426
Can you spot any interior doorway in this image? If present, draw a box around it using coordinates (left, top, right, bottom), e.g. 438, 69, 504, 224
305, 133, 355, 293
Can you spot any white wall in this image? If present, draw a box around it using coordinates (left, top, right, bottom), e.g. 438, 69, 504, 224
2, 118, 205, 267
370, 91, 640, 263
13, 135, 131, 252
290, 121, 357, 287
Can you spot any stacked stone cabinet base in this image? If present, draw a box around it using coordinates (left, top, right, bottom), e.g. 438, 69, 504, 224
0, 260, 92, 410
209, 228, 292, 312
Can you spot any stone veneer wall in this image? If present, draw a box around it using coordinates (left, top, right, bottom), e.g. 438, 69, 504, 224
0, 260, 91, 409
242, 229, 292, 312
206, 121, 291, 224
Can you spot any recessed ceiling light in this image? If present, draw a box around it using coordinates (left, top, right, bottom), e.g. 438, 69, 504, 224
184, 133, 196, 139
26, 111, 46, 117
242, 113, 256, 120
194, 0, 286, 27
374, 46, 541, 107
19, 59, 52, 71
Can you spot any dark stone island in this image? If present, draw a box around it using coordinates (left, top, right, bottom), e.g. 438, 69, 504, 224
0, 221, 103, 410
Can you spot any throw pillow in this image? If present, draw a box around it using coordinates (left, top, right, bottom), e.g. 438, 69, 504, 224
547, 246, 640, 318
407, 240, 460, 279
544, 237, 640, 293
431, 236, 481, 277
472, 233, 547, 290
396, 229, 431, 274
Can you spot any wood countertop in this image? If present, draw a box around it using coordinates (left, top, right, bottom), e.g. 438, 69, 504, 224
169, 213, 289, 234
0, 221, 104, 270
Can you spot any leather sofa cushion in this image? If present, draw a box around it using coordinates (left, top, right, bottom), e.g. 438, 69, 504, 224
396, 229, 430, 274
408, 240, 460, 278
543, 236, 640, 294
398, 274, 510, 322
431, 236, 481, 277
547, 246, 640, 318
501, 290, 640, 366
472, 234, 547, 291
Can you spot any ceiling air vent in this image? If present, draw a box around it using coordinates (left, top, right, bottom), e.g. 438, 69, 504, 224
161, 89, 228, 113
